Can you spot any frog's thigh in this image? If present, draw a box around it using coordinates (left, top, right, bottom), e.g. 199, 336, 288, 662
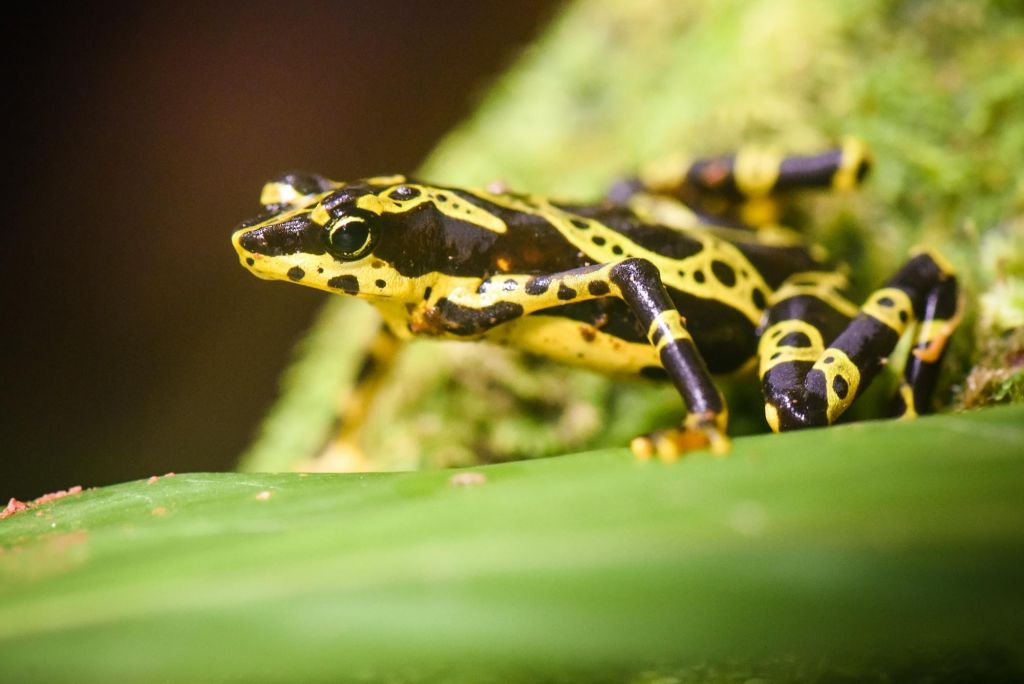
761, 250, 958, 431
759, 285, 853, 431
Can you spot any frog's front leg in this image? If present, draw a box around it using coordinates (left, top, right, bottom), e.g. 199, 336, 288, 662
309, 320, 400, 473
431, 259, 730, 460
608, 259, 730, 460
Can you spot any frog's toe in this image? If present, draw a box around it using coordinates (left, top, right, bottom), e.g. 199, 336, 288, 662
630, 415, 731, 462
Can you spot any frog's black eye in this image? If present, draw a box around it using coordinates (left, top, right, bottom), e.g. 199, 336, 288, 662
324, 213, 374, 260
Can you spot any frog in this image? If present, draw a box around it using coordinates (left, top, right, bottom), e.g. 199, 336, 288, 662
231, 139, 961, 461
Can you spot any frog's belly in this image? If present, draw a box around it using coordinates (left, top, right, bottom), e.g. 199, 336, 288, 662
506, 296, 758, 374
485, 315, 660, 376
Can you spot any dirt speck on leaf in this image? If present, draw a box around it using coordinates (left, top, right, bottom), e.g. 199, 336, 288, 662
449, 472, 487, 487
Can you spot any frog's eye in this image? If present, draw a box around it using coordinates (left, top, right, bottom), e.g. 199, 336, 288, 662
324, 213, 375, 260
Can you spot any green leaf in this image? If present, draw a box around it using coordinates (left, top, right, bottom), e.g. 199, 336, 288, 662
3, 406, 1022, 681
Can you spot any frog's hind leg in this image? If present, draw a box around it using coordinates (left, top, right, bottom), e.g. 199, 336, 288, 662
759, 273, 856, 430
890, 265, 962, 419
686, 137, 871, 198
630, 137, 871, 200
609, 138, 871, 227
760, 250, 959, 431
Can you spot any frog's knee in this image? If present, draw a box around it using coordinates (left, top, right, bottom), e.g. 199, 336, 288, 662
764, 387, 829, 432
608, 257, 663, 293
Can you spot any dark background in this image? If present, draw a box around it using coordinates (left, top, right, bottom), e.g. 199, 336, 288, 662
3, 2, 556, 500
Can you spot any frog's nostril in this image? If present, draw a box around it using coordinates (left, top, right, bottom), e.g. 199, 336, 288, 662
239, 231, 266, 254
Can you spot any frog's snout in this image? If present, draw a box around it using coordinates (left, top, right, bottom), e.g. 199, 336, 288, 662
232, 229, 270, 278
233, 214, 325, 260
234, 228, 267, 257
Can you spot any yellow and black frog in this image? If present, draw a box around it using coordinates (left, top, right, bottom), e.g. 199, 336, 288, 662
232, 141, 959, 461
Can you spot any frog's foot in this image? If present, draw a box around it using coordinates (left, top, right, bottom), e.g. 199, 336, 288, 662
630, 412, 731, 462
299, 439, 374, 473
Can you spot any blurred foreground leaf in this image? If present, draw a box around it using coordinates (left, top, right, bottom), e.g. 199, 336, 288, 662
2, 406, 1023, 682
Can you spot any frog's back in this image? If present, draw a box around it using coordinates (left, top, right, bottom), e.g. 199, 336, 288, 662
452, 189, 825, 373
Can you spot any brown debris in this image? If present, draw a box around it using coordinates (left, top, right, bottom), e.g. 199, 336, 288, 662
1, 485, 84, 520
1, 499, 29, 519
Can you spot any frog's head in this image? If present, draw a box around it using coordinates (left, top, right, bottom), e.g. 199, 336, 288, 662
232, 175, 444, 302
